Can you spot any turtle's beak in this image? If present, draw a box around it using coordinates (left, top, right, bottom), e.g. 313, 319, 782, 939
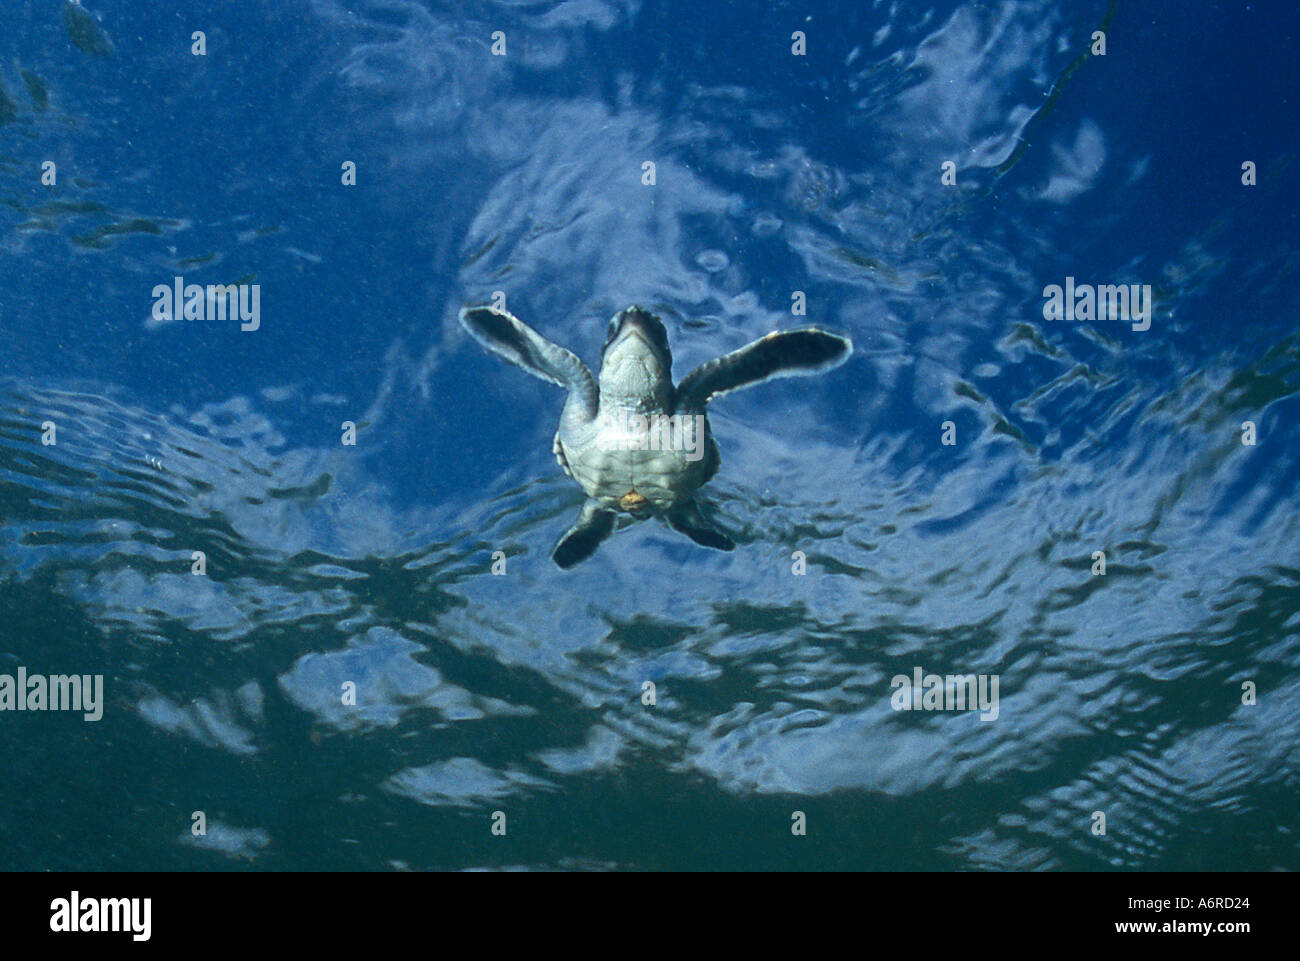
619, 324, 651, 346
611, 307, 657, 346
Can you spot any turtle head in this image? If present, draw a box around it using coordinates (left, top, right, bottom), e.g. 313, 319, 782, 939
598, 306, 673, 409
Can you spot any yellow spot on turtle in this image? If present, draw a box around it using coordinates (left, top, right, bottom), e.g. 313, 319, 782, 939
619, 490, 650, 514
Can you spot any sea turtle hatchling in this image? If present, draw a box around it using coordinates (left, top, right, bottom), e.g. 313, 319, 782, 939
459, 304, 852, 568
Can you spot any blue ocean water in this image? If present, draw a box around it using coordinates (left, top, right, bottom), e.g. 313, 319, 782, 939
0, 0, 1296, 870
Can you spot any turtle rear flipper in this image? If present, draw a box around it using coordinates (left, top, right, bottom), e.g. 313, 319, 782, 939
552, 499, 617, 568
674, 328, 851, 410
460, 306, 598, 418
666, 499, 734, 552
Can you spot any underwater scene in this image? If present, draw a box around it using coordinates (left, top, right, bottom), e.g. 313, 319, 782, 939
0, 0, 1297, 871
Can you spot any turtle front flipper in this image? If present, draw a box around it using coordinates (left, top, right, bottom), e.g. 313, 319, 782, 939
674, 328, 851, 410
666, 499, 735, 552
552, 499, 618, 569
460, 306, 598, 418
